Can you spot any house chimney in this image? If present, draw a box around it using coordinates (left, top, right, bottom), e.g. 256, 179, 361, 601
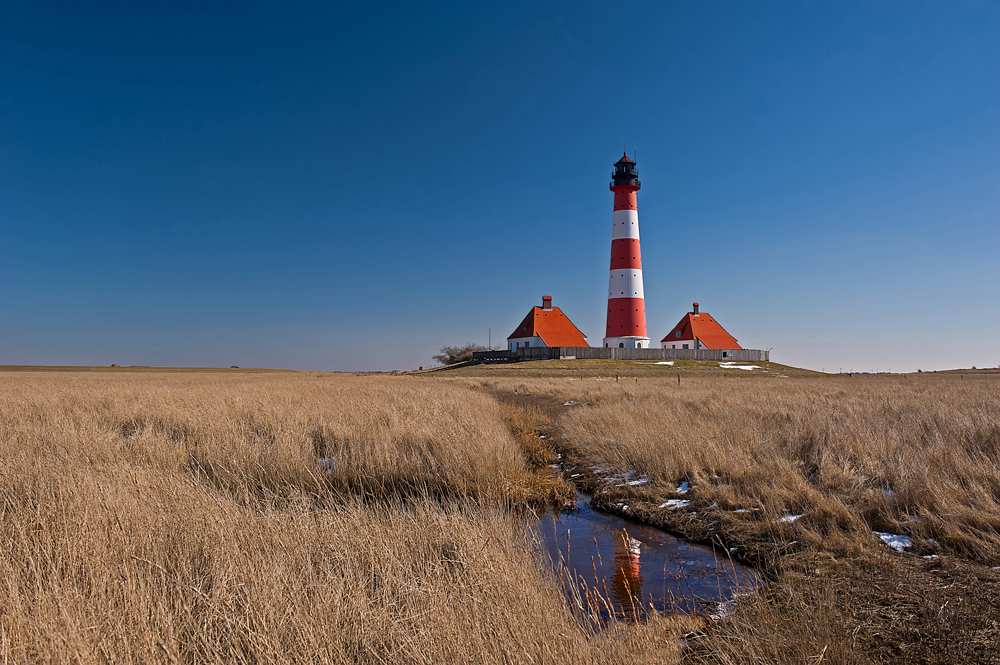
542, 296, 552, 310
692, 302, 700, 315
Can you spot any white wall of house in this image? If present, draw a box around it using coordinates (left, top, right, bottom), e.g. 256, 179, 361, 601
661, 338, 701, 350
603, 336, 651, 349
660, 339, 740, 356
508, 336, 546, 351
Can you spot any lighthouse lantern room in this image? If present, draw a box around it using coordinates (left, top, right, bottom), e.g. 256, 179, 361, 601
603, 152, 650, 349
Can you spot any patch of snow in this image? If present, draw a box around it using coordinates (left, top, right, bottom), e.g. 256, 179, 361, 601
733, 508, 750, 513
562, 401, 577, 406
628, 478, 649, 486
710, 599, 736, 621
923, 555, 939, 560
775, 514, 804, 524
620, 505, 629, 511
676, 481, 691, 494
608, 470, 640, 486
539, 435, 547, 439
710, 591, 755, 621
659, 499, 691, 510
875, 532, 914, 552
719, 362, 760, 371
570, 473, 581, 478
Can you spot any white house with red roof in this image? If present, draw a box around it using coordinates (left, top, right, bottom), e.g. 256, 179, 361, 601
507, 296, 588, 351
660, 303, 742, 353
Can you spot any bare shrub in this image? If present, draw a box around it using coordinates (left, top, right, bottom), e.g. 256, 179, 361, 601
433, 342, 487, 366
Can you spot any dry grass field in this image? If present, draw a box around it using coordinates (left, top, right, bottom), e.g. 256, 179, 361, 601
0, 371, 696, 664
452, 367, 1000, 662
3, 367, 999, 663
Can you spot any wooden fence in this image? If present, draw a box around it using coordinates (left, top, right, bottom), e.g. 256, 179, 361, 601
474, 347, 769, 362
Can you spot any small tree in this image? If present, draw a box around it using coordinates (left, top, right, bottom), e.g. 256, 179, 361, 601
433, 342, 487, 366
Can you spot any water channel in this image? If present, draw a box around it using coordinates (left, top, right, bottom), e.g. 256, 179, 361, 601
534, 491, 759, 621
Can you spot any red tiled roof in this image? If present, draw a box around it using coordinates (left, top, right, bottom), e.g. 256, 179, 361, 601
660, 311, 741, 349
615, 152, 634, 164
507, 306, 588, 347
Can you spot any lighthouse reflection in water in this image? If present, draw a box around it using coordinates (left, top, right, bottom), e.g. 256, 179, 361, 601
537, 497, 758, 620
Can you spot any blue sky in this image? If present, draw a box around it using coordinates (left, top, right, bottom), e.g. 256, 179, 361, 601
2, 1, 997, 372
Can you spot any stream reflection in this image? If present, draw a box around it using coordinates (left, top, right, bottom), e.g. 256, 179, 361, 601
536, 494, 758, 620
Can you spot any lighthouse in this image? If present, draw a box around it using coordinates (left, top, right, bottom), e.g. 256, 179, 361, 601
603, 152, 650, 348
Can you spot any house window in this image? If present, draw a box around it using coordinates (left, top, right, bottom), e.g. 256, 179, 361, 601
672, 345, 676, 349
682, 344, 689, 349
619, 343, 624, 348
675, 331, 681, 338
722, 351, 728, 358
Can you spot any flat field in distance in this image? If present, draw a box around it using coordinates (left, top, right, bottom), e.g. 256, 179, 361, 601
3, 366, 999, 663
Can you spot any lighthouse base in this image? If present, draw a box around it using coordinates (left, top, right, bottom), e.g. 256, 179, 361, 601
603, 336, 651, 349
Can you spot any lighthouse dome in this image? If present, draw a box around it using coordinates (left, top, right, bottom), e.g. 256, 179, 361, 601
611, 152, 640, 189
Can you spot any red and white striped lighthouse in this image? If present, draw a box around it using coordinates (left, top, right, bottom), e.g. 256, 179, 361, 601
603, 152, 650, 348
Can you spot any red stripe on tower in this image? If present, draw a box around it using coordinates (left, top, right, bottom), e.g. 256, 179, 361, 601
603, 152, 650, 349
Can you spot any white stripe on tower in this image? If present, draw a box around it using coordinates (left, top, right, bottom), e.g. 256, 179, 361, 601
608, 270, 644, 298
611, 210, 640, 239
603, 151, 650, 349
